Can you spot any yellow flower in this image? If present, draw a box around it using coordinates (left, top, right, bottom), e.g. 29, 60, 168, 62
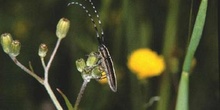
127, 48, 165, 79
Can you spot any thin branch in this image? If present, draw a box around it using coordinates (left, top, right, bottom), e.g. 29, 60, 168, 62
46, 38, 62, 71
44, 38, 62, 82
74, 80, 90, 110
44, 81, 63, 110
42, 38, 63, 110
41, 57, 46, 69
29, 61, 35, 73
9, 55, 44, 85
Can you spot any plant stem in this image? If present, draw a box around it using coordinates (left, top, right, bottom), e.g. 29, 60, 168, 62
44, 81, 63, 110
45, 38, 62, 75
175, 0, 208, 110
9, 55, 44, 85
182, 0, 208, 73
74, 80, 89, 110
44, 38, 62, 82
42, 38, 63, 109
9, 55, 63, 109
157, 0, 180, 110
8, 34, 64, 109
175, 72, 189, 110
41, 57, 46, 69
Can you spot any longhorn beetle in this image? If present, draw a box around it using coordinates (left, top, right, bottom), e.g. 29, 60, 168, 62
68, 0, 117, 92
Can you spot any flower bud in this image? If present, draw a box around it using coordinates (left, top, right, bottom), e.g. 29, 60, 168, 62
91, 66, 104, 79
81, 66, 93, 81
86, 52, 99, 67
1, 33, 13, 54
38, 43, 48, 58
10, 40, 21, 57
56, 18, 70, 39
76, 58, 86, 72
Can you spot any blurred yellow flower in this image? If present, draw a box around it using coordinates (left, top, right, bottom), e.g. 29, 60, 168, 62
127, 48, 165, 79
13, 20, 29, 38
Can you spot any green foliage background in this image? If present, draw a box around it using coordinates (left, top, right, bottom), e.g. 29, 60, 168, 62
0, 0, 218, 110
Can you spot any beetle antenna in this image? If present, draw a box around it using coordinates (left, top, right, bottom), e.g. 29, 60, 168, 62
68, 2, 103, 44
86, 0, 104, 42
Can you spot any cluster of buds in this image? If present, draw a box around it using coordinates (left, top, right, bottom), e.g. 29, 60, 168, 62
1, 33, 21, 57
76, 52, 105, 81
1, 18, 70, 58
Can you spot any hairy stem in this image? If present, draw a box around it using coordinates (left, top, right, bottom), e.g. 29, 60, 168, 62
74, 80, 89, 110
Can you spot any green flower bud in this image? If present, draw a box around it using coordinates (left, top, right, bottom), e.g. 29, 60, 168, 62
38, 43, 48, 58
86, 52, 99, 67
91, 66, 104, 79
10, 40, 21, 57
76, 58, 86, 72
1, 33, 13, 54
56, 18, 70, 39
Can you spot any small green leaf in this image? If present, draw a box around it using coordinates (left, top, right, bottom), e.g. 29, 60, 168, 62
29, 61, 35, 73
57, 88, 74, 110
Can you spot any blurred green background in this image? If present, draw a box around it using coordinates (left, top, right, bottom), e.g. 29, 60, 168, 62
0, 0, 218, 110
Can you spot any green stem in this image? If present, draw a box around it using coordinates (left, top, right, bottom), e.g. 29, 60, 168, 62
157, 0, 180, 110
182, 0, 208, 73
175, 0, 208, 110
175, 72, 189, 110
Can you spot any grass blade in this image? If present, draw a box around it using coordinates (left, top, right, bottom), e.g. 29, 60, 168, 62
175, 0, 208, 110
